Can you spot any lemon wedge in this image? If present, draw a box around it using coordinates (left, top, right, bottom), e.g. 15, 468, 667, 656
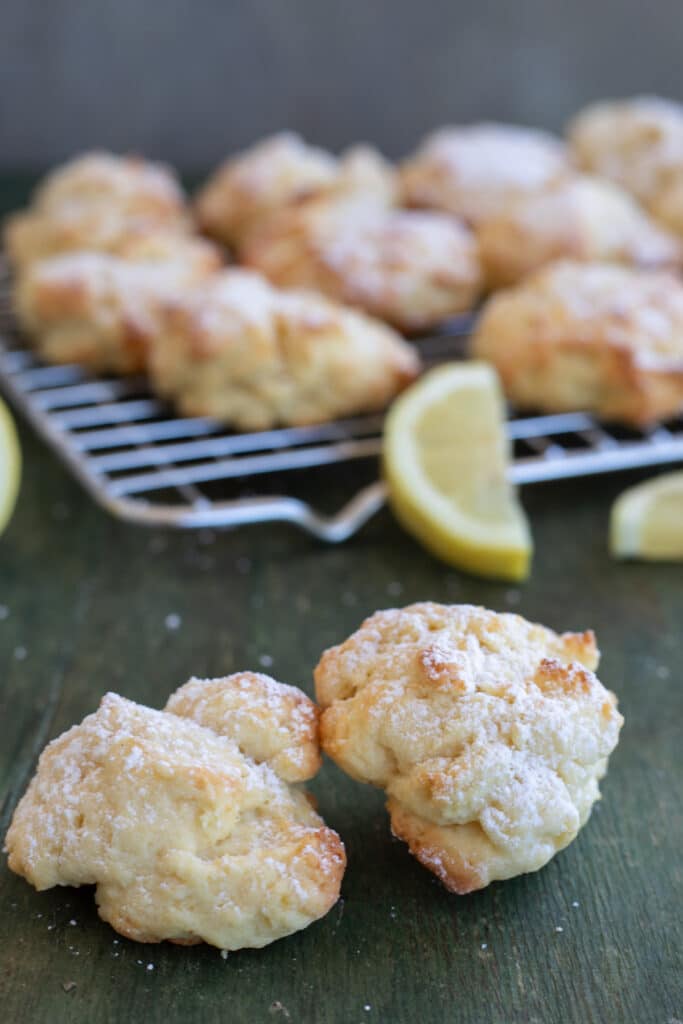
383, 362, 532, 580
0, 397, 21, 536
610, 471, 683, 560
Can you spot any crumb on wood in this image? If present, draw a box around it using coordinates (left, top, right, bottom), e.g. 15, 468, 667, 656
61, 981, 77, 993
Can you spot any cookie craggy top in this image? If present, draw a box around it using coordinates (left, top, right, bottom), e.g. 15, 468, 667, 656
5, 152, 190, 269
6, 674, 345, 949
315, 603, 622, 893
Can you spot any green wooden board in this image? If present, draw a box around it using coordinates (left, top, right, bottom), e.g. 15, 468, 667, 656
0, 179, 681, 1024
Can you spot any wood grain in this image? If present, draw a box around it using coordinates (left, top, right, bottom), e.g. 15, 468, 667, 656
0, 180, 681, 1024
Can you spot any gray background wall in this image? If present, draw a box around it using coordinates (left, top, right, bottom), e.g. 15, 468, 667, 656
1, 0, 682, 172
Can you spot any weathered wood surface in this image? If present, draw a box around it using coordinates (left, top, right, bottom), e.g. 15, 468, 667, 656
0, 180, 681, 1024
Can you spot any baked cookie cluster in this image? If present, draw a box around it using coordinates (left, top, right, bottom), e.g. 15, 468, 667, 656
6, 673, 345, 950
6, 605, 622, 950
199, 136, 485, 329
6, 149, 419, 424
6, 97, 683, 429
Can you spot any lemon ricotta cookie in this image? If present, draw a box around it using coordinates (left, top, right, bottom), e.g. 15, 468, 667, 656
5, 673, 345, 950
567, 97, 683, 206
244, 200, 482, 331
471, 260, 683, 426
4, 151, 191, 270
147, 268, 421, 429
315, 603, 623, 894
196, 136, 397, 252
477, 175, 680, 288
15, 234, 222, 373
194, 133, 339, 249
399, 123, 571, 226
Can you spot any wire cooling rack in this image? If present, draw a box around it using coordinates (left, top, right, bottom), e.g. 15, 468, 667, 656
1, 262, 683, 539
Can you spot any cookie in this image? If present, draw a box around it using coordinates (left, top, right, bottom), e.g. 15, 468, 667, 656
315, 603, 622, 894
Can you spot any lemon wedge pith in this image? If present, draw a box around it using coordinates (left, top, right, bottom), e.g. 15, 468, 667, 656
610, 471, 683, 560
0, 397, 21, 537
383, 362, 532, 581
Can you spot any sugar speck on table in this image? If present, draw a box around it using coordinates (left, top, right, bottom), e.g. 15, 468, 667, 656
0, 604, 9, 620
555, 926, 564, 933
269, 1001, 290, 1017
164, 613, 182, 631
14, 646, 27, 660
259, 654, 274, 668
220, 950, 229, 960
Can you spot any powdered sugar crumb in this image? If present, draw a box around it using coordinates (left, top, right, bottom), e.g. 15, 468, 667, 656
14, 646, 27, 661
164, 613, 182, 631
259, 654, 274, 668
0, 605, 9, 620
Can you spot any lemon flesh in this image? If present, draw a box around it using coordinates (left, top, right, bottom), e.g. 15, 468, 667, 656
0, 397, 21, 537
383, 362, 532, 581
610, 471, 683, 560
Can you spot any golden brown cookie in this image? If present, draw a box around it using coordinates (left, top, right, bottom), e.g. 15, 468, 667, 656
194, 133, 340, 248
4, 152, 190, 269
477, 175, 680, 288
243, 198, 482, 331
5, 674, 345, 950
147, 268, 421, 429
315, 603, 622, 894
15, 234, 222, 373
567, 96, 683, 205
399, 123, 570, 226
196, 136, 397, 252
470, 260, 683, 426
